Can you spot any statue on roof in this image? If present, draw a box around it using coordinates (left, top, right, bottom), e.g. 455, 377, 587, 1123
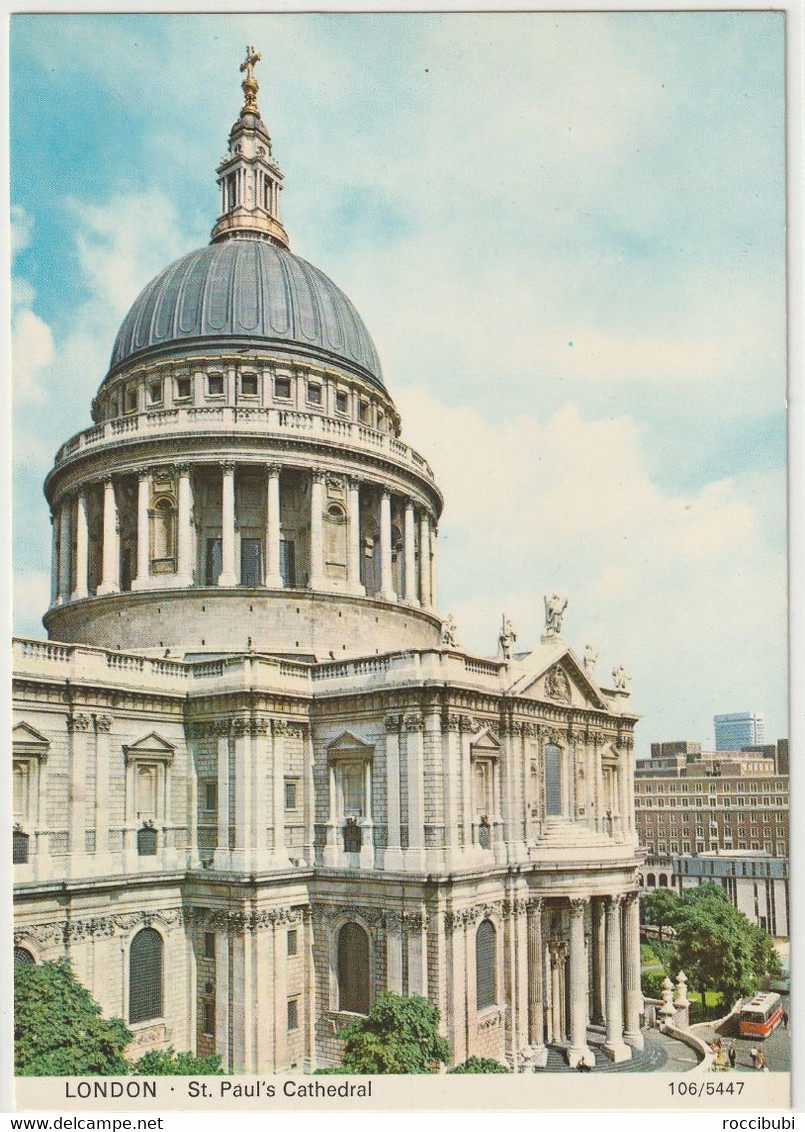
498, 614, 517, 660
612, 665, 631, 692
543, 593, 568, 638
583, 644, 598, 674
440, 613, 460, 649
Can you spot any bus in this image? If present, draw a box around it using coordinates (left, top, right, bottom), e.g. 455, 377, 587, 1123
738, 992, 783, 1039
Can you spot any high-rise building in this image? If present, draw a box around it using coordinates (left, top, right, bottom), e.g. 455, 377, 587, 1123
12, 52, 645, 1072
714, 712, 765, 751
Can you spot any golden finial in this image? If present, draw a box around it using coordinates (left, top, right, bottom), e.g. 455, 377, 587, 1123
239, 45, 262, 116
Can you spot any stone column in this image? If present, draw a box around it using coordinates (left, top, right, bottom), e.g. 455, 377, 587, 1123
265, 464, 284, 588
430, 525, 438, 610
132, 470, 151, 590
526, 899, 547, 1064
176, 463, 194, 585
384, 715, 403, 869
405, 713, 425, 869
403, 499, 417, 605
386, 912, 403, 993
218, 463, 238, 587
347, 476, 364, 595
623, 892, 644, 1049
592, 897, 606, 1025
550, 944, 564, 1043
418, 510, 431, 607
57, 497, 73, 604
443, 721, 460, 868
308, 471, 325, 589
97, 478, 120, 595
603, 895, 631, 1061
72, 489, 89, 601
230, 722, 252, 871
379, 488, 395, 601
49, 513, 59, 607
567, 898, 593, 1067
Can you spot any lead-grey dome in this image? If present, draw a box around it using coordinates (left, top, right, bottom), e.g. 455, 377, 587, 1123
109, 237, 384, 388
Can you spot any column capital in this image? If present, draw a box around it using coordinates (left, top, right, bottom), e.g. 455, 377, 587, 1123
266, 462, 282, 478
569, 897, 588, 917
220, 460, 236, 474
175, 461, 190, 475
312, 470, 326, 486
607, 893, 626, 911
347, 474, 362, 490
527, 896, 544, 914
102, 474, 115, 487
381, 486, 391, 501
137, 467, 153, 481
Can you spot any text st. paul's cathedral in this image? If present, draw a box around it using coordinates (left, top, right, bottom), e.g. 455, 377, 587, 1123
12, 51, 644, 1073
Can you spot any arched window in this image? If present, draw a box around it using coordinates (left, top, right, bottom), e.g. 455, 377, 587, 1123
14, 946, 35, 965
646, 873, 656, 887
137, 825, 158, 856
13, 829, 29, 865
337, 922, 370, 1014
545, 744, 563, 816
129, 928, 163, 1024
476, 919, 497, 1010
659, 874, 669, 888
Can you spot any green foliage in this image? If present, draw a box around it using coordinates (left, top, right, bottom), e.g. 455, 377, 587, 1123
14, 958, 132, 1076
131, 1047, 224, 1075
641, 971, 667, 1000
642, 889, 681, 931
668, 882, 783, 1010
448, 1056, 510, 1074
336, 993, 449, 1074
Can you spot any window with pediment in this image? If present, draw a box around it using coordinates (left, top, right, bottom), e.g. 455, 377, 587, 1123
12, 723, 48, 864
124, 733, 175, 840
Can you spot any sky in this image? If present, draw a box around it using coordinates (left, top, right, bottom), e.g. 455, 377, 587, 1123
8, 12, 788, 756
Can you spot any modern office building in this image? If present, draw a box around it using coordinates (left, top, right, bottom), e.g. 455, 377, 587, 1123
714, 712, 765, 751
12, 54, 646, 1073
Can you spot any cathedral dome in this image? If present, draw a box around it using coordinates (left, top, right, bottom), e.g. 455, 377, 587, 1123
109, 237, 385, 388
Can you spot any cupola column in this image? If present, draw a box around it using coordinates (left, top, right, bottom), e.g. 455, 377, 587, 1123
309, 472, 325, 589
57, 497, 73, 605
132, 470, 151, 590
347, 477, 365, 596
49, 513, 59, 608
265, 464, 284, 588
176, 464, 194, 585
72, 488, 90, 601
379, 489, 395, 602
418, 510, 431, 608
97, 478, 120, 596
403, 499, 417, 605
218, 462, 238, 587
430, 526, 438, 611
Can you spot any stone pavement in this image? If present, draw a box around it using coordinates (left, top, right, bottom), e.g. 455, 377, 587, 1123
694, 996, 790, 1073
534, 1027, 701, 1073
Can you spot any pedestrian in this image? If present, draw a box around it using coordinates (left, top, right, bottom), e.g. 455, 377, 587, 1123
782, 1009, 789, 1030
728, 1045, 736, 1068
750, 1047, 759, 1069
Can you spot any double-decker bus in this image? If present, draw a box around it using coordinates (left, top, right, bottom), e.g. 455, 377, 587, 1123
738, 992, 783, 1038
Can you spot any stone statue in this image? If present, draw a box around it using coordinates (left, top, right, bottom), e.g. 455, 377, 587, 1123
612, 665, 631, 691
543, 593, 568, 638
583, 644, 598, 673
498, 614, 516, 660
440, 614, 459, 649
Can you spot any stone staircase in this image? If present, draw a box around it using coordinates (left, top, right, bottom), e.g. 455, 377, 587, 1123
535, 1034, 669, 1073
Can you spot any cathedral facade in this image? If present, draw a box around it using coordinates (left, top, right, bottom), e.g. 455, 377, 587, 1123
13, 53, 644, 1073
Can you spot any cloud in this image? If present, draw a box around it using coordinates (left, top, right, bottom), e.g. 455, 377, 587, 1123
11, 204, 33, 256
12, 309, 53, 405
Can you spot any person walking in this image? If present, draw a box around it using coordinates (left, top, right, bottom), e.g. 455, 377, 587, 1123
782, 1009, 789, 1030
728, 1045, 736, 1069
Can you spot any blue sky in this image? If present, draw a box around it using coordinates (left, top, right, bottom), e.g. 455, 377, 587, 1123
9, 12, 788, 754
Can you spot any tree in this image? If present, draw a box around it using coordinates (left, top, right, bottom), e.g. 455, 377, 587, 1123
131, 1047, 224, 1075
448, 1057, 510, 1073
669, 882, 782, 1011
335, 993, 449, 1074
642, 889, 680, 934
15, 958, 132, 1076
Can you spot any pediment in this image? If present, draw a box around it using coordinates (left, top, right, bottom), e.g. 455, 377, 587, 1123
471, 727, 501, 756
327, 730, 373, 759
506, 645, 610, 712
124, 731, 175, 762
13, 722, 50, 757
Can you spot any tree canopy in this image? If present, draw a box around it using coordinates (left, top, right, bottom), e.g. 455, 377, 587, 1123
131, 1047, 224, 1075
335, 993, 449, 1074
448, 1056, 510, 1073
15, 958, 132, 1076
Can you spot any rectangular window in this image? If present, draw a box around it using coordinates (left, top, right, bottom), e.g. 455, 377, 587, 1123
207, 373, 224, 397
274, 376, 291, 399
358, 400, 369, 424
204, 781, 218, 812
307, 382, 322, 405
205, 538, 222, 585
204, 932, 215, 960
284, 779, 298, 811
176, 376, 192, 400
148, 380, 163, 405
240, 372, 258, 397
203, 999, 215, 1037
125, 386, 138, 413
287, 997, 299, 1032
280, 539, 295, 586
240, 538, 263, 587
287, 929, 298, 957
335, 390, 348, 414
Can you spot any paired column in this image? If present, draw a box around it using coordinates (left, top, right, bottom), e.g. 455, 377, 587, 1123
526, 899, 546, 1063
132, 470, 151, 590
623, 892, 644, 1049
567, 899, 593, 1067
418, 511, 431, 608
308, 471, 325, 589
265, 464, 284, 588
403, 499, 417, 605
603, 896, 631, 1061
592, 897, 606, 1025
176, 463, 194, 585
72, 489, 89, 601
57, 497, 73, 604
97, 477, 120, 596
218, 462, 237, 587
347, 477, 364, 595
379, 488, 395, 601
49, 513, 59, 607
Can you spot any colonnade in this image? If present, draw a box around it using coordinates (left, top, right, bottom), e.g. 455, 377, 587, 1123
526, 892, 643, 1066
50, 461, 438, 608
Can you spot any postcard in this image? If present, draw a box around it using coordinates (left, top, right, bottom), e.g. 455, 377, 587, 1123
6, 7, 793, 1117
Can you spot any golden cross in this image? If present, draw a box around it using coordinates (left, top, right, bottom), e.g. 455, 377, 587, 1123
240, 45, 261, 81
